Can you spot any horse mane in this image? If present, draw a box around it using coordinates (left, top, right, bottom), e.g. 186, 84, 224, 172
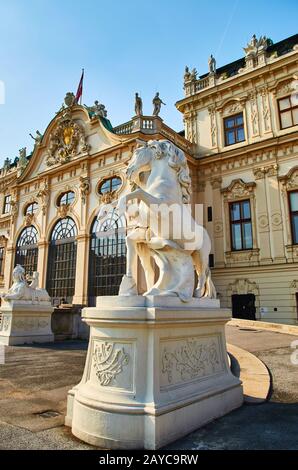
149, 140, 192, 203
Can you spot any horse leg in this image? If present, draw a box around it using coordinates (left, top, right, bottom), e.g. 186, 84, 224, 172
119, 228, 148, 296
192, 248, 217, 299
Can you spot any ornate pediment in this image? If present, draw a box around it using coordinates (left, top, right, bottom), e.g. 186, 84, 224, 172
46, 105, 90, 167
221, 178, 256, 201
278, 166, 298, 190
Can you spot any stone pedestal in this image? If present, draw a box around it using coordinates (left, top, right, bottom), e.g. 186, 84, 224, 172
65, 296, 243, 449
0, 300, 54, 346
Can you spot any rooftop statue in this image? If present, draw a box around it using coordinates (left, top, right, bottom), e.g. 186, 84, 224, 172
244, 34, 273, 56
17, 147, 28, 176
152, 92, 166, 116
29, 130, 43, 146
208, 54, 216, 74
184, 66, 191, 83
2, 157, 11, 172
85, 100, 107, 118
100, 140, 216, 302
1, 265, 50, 303
134, 93, 143, 116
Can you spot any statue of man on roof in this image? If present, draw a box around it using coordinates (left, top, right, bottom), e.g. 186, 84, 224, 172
152, 92, 166, 116
135, 93, 143, 116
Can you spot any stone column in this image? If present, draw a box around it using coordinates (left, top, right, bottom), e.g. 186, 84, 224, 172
73, 234, 89, 305
253, 168, 272, 263
37, 240, 49, 288
266, 165, 286, 263
3, 245, 15, 291
210, 177, 224, 267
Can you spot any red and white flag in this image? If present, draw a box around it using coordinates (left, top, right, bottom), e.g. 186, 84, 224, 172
75, 69, 84, 104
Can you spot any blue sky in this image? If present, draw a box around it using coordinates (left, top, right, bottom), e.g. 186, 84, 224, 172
0, 0, 297, 163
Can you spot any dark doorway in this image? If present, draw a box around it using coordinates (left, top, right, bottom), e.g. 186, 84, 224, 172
232, 294, 256, 320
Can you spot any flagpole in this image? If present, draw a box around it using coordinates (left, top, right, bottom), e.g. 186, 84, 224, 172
80, 68, 84, 105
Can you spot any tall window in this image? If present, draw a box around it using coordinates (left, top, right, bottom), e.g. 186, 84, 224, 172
289, 191, 298, 244
88, 211, 126, 305
15, 226, 39, 277
230, 200, 253, 251
278, 96, 298, 129
46, 217, 77, 304
0, 247, 4, 276
3, 195, 11, 214
224, 113, 245, 146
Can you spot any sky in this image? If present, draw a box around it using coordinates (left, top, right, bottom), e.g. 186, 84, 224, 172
0, 0, 297, 164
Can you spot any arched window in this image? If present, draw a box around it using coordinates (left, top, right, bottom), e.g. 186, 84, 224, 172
15, 226, 39, 277
98, 177, 122, 195
24, 202, 38, 215
46, 217, 77, 304
88, 211, 126, 305
57, 191, 75, 206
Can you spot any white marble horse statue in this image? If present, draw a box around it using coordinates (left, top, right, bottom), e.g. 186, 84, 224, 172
100, 140, 216, 302
1, 265, 50, 303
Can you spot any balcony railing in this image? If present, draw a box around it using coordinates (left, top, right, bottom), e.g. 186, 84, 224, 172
113, 116, 194, 155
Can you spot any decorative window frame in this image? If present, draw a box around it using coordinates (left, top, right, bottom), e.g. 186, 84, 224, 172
96, 173, 125, 204
271, 77, 298, 134
278, 166, 298, 261
217, 98, 248, 150
221, 179, 259, 265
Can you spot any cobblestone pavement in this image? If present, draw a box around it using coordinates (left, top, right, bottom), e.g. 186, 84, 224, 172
0, 325, 297, 450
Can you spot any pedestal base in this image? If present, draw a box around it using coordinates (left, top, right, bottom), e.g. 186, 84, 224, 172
0, 300, 54, 346
66, 296, 243, 449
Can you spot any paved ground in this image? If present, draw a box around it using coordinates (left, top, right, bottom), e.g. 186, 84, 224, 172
0, 325, 297, 450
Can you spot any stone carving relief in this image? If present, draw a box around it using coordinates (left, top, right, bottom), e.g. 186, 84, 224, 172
208, 106, 217, 147
227, 278, 259, 296
221, 100, 243, 117
253, 164, 279, 180
161, 336, 222, 388
46, 108, 90, 166
92, 341, 130, 386
79, 176, 90, 204
271, 212, 282, 227
13, 318, 49, 330
279, 166, 298, 190
260, 87, 272, 132
274, 79, 295, 97
258, 214, 269, 229
36, 181, 49, 216
249, 92, 259, 136
221, 179, 256, 201
24, 213, 34, 227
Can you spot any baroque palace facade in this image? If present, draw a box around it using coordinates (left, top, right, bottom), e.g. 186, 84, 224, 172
0, 33, 297, 334
177, 33, 298, 324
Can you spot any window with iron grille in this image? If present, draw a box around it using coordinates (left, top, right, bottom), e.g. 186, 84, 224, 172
46, 217, 77, 304
278, 95, 298, 129
88, 211, 126, 306
0, 247, 4, 276
3, 195, 11, 214
229, 200, 253, 251
15, 225, 39, 277
289, 191, 298, 244
224, 113, 245, 146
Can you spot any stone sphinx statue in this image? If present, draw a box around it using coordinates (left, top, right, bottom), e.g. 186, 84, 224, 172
1, 265, 50, 303
100, 140, 216, 302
